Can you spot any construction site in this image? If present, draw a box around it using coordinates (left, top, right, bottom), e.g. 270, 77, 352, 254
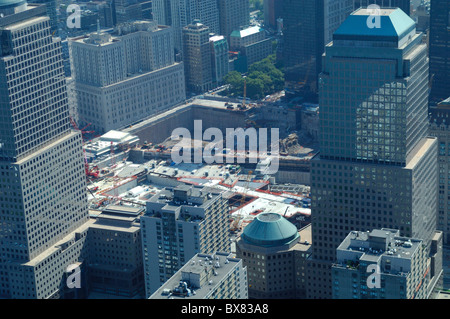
75, 94, 316, 237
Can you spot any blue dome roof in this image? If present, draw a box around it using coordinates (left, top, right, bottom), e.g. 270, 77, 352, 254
242, 213, 299, 248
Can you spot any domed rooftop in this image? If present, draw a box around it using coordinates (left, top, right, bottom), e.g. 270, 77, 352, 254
0, 0, 26, 8
241, 213, 299, 248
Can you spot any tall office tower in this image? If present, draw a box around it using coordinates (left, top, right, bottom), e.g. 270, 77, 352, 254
182, 21, 214, 93
324, 0, 353, 45
209, 35, 229, 85
152, 0, 220, 53
429, 98, 450, 244
217, 0, 250, 38
353, 0, 411, 15
28, 0, 57, 32
282, 0, 324, 95
332, 229, 441, 299
264, 0, 283, 29
87, 205, 145, 299
236, 213, 311, 299
150, 252, 248, 299
0, 1, 91, 299
428, 0, 450, 104
307, 8, 439, 299
140, 185, 229, 297
70, 20, 186, 134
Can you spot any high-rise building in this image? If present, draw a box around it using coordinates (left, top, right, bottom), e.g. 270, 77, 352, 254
0, 1, 91, 299
428, 0, 450, 104
264, 0, 283, 29
324, 0, 353, 45
236, 213, 312, 299
217, 0, 250, 38
429, 98, 450, 244
353, 0, 411, 15
140, 185, 230, 297
113, 0, 143, 24
149, 252, 248, 299
307, 8, 439, 299
70, 20, 186, 134
28, 0, 57, 32
332, 229, 441, 299
182, 21, 214, 93
209, 35, 229, 85
86, 205, 145, 299
153, 0, 220, 53
282, 0, 324, 94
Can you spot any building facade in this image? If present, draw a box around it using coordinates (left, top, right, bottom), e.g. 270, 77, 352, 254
428, 0, 450, 104
149, 252, 248, 299
182, 21, 214, 93
70, 20, 186, 134
140, 185, 230, 297
353, 0, 411, 15
307, 8, 439, 299
332, 229, 432, 299
0, 1, 91, 299
218, 0, 250, 38
210, 35, 229, 85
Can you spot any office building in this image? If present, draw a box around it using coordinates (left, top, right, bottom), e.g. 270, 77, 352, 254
149, 252, 248, 299
229, 25, 272, 72
87, 205, 145, 299
182, 21, 214, 93
140, 185, 229, 297
236, 213, 312, 299
218, 0, 250, 38
28, 0, 57, 32
282, 0, 324, 94
0, 1, 91, 299
152, 0, 220, 53
332, 229, 435, 299
114, 0, 143, 24
307, 8, 439, 299
264, 0, 283, 29
428, 0, 450, 104
70, 20, 186, 134
210, 35, 229, 85
429, 98, 450, 244
353, 0, 411, 15
324, 0, 353, 45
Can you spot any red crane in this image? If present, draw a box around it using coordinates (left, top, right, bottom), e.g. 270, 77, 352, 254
70, 117, 99, 179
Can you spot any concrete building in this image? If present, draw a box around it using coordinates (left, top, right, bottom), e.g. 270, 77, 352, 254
428, 0, 450, 104
70, 20, 186, 134
113, 0, 143, 24
218, 0, 250, 38
332, 229, 430, 299
149, 252, 248, 299
308, 8, 439, 299
0, 1, 91, 299
264, 0, 283, 29
140, 185, 230, 297
324, 0, 353, 45
229, 26, 272, 72
182, 21, 214, 93
87, 205, 145, 298
236, 213, 311, 299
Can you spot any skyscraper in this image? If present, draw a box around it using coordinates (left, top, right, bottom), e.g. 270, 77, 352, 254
428, 0, 450, 104
307, 8, 439, 299
0, 1, 91, 299
217, 0, 250, 38
282, 0, 324, 95
153, 0, 220, 54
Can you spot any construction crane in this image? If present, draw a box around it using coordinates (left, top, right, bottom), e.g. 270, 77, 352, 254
231, 170, 252, 233
69, 116, 99, 179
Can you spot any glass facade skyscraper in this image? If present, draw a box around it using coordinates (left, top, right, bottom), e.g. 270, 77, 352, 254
307, 8, 440, 299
